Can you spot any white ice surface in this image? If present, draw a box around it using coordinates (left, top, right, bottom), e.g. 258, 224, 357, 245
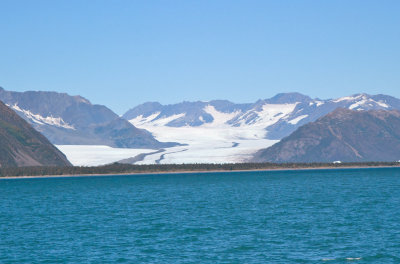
58, 124, 278, 166
131, 123, 278, 165
56, 145, 156, 166
58, 126, 278, 165
123, 104, 282, 164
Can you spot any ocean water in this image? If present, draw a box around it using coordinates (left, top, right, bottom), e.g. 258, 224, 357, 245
1, 168, 400, 263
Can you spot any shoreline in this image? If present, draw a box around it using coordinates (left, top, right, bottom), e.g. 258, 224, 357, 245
1, 165, 399, 180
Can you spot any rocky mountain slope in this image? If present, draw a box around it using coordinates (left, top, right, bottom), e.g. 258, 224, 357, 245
0, 87, 177, 148
123, 93, 400, 140
0, 101, 71, 167
252, 108, 400, 163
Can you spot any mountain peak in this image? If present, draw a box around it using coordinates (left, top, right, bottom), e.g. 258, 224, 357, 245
266, 92, 312, 104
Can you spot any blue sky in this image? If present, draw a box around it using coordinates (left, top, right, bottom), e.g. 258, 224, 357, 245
1, 0, 399, 114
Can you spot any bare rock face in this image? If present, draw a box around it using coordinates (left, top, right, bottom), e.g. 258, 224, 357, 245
252, 108, 400, 163
0, 101, 71, 167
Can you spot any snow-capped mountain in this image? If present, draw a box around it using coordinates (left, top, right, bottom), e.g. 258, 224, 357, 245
123, 92, 400, 140
114, 92, 400, 165
0, 87, 177, 149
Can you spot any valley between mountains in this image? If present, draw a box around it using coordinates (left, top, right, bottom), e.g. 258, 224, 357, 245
2, 87, 400, 165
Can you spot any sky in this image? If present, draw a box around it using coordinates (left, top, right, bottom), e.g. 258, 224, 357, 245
0, 0, 399, 114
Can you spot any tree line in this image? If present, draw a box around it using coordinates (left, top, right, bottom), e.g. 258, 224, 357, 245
1, 162, 400, 177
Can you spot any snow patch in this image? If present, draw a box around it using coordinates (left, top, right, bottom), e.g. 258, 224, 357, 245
309, 101, 324, 106
376, 101, 389, 108
203, 105, 240, 126
348, 97, 389, 110
349, 99, 368, 110
130, 113, 185, 127
129, 112, 160, 126
9, 104, 75, 130
233, 103, 298, 128
288, 114, 308, 125
333, 95, 364, 103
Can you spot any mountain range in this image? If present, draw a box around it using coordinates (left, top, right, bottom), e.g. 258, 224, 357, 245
2, 86, 400, 165
124, 92, 400, 140
0, 100, 71, 167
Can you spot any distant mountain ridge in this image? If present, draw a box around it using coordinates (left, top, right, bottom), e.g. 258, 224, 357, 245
123, 92, 400, 140
0, 87, 177, 148
252, 108, 400, 163
0, 100, 71, 167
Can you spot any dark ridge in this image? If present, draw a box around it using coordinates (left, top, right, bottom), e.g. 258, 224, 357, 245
0, 101, 71, 167
253, 108, 400, 163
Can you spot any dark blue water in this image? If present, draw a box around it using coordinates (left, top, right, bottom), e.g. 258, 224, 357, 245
1, 168, 400, 263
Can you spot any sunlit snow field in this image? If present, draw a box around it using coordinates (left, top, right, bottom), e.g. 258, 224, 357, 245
57, 126, 277, 166
135, 126, 277, 165
56, 145, 156, 166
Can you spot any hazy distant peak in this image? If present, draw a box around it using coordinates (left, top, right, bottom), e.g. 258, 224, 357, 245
72, 95, 91, 104
266, 92, 312, 104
